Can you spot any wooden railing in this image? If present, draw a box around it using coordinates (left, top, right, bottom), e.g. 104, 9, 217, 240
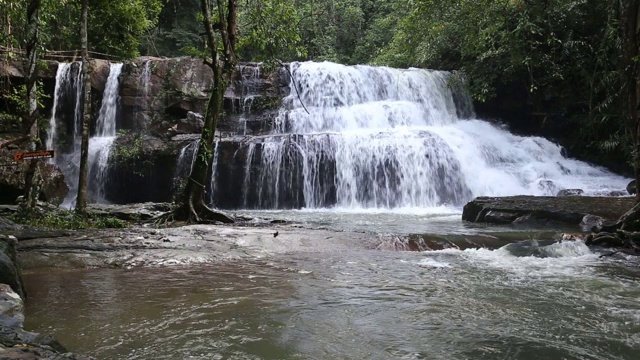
0, 46, 126, 61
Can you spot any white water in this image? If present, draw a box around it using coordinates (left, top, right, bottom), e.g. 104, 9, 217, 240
137, 60, 152, 129
173, 139, 199, 195
71, 64, 84, 152
86, 63, 122, 203
46, 62, 84, 157
240, 65, 262, 135
241, 61, 629, 210
45, 63, 71, 154
139, 60, 151, 99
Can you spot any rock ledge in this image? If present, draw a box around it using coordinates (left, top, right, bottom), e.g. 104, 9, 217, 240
462, 196, 634, 226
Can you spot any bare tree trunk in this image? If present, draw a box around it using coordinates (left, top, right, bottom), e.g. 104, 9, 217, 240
22, 0, 40, 209
175, 0, 237, 223
76, 0, 90, 215
24, 0, 39, 139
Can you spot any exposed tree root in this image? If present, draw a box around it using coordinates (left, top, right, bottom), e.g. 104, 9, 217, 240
585, 205, 640, 255
185, 199, 235, 224
148, 199, 234, 227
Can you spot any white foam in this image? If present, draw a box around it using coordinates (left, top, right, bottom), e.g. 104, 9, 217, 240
238, 61, 629, 210
430, 240, 599, 280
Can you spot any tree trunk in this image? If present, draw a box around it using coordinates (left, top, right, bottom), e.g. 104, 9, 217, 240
175, 0, 236, 223
24, 0, 39, 139
76, 0, 90, 215
622, 0, 640, 203
22, 0, 40, 210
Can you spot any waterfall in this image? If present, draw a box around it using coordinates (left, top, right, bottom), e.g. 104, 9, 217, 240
240, 65, 262, 135
136, 60, 152, 129
46, 62, 83, 155
46, 63, 71, 153
173, 139, 199, 194
47, 62, 87, 208
139, 60, 151, 99
236, 61, 628, 210
87, 63, 123, 203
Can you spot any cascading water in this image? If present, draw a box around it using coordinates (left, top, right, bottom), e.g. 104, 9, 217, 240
46, 62, 83, 154
46, 62, 87, 208
136, 60, 152, 129
173, 139, 199, 192
240, 65, 262, 135
46, 63, 71, 153
87, 63, 123, 203
237, 61, 628, 210
139, 60, 151, 99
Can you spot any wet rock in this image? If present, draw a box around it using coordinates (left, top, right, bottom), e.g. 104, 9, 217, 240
0, 217, 21, 231
484, 210, 520, 224
581, 214, 606, 229
105, 135, 179, 204
88, 202, 172, 221
512, 214, 567, 227
462, 196, 635, 226
627, 180, 636, 195
0, 235, 26, 299
608, 190, 628, 197
169, 111, 205, 135
380, 232, 549, 251
0, 284, 24, 331
36, 162, 69, 205
556, 188, 584, 197
536, 179, 557, 194
0, 147, 68, 206
88, 59, 111, 93
0, 284, 93, 360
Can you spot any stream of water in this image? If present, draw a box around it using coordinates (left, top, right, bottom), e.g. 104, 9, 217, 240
29, 60, 640, 359
23, 226, 640, 360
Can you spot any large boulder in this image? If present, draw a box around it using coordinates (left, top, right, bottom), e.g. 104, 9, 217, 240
627, 180, 636, 195
0, 235, 26, 300
168, 111, 205, 135
463, 196, 635, 226
0, 158, 68, 205
556, 188, 584, 197
0, 284, 93, 359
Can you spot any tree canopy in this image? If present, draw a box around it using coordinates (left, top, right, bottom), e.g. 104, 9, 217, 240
1, 0, 637, 173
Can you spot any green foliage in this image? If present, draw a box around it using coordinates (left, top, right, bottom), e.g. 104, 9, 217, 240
141, 0, 203, 56
0, 81, 49, 130
111, 131, 145, 162
374, 0, 630, 167
144, 0, 306, 61
11, 207, 128, 230
289, 0, 401, 64
46, 0, 162, 58
238, 0, 306, 61
1, 0, 162, 59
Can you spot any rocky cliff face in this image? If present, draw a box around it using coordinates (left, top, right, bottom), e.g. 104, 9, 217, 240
104, 58, 289, 205
1, 57, 290, 206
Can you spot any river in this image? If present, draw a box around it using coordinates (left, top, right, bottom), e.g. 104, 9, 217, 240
22, 210, 640, 360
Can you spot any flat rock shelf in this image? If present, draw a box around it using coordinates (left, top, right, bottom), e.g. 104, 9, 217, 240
462, 196, 635, 225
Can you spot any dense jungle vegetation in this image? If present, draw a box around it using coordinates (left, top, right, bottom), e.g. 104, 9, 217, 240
1, 0, 638, 174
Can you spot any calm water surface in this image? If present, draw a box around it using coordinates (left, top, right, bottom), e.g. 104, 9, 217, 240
22, 212, 640, 360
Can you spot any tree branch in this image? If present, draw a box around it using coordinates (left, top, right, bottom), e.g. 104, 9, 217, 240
277, 59, 310, 115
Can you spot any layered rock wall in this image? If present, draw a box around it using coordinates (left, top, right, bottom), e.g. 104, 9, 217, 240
1, 57, 290, 206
